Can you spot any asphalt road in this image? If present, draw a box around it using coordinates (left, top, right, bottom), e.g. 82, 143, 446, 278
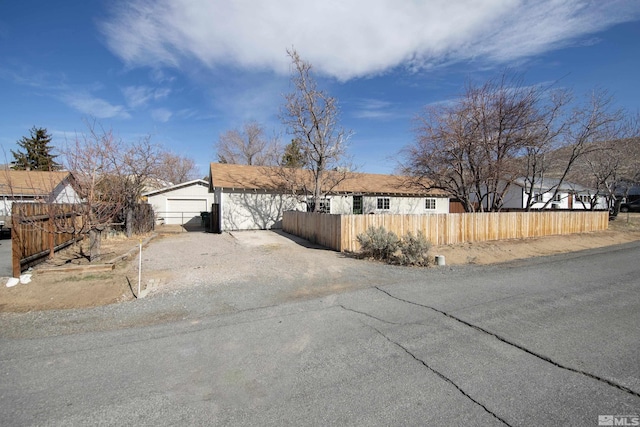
1, 242, 639, 426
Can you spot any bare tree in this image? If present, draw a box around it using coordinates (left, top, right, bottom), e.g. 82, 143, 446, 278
117, 135, 165, 236
567, 123, 640, 211
404, 72, 633, 212
61, 122, 127, 260
62, 120, 169, 257
156, 151, 198, 184
528, 89, 629, 210
215, 121, 279, 166
404, 72, 549, 212
280, 48, 352, 212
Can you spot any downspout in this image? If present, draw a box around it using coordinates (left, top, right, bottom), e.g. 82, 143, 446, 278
216, 187, 223, 232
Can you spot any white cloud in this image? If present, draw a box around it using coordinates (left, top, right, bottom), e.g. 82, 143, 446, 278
100, 0, 640, 80
151, 108, 172, 122
62, 92, 130, 119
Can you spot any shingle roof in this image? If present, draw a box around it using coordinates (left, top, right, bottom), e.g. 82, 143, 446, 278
142, 179, 209, 196
209, 163, 446, 196
0, 170, 73, 196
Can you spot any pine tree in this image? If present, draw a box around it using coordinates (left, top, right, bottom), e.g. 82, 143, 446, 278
281, 139, 305, 168
11, 127, 62, 171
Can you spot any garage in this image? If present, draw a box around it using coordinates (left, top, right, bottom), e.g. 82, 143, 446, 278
165, 198, 208, 225
142, 179, 217, 228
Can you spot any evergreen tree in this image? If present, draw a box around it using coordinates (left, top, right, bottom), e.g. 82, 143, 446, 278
281, 139, 306, 168
11, 127, 62, 170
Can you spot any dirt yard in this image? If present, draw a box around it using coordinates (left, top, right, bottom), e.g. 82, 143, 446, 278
2, 214, 640, 313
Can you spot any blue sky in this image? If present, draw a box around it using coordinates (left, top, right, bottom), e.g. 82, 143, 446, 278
1, 1, 639, 178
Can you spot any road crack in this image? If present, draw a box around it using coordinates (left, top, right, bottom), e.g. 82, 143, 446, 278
375, 286, 640, 400
367, 322, 512, 426
338, 304, 421, 326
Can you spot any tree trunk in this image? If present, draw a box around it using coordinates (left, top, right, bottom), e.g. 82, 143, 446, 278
89, 229, 101, 262
126, 208, 133, 237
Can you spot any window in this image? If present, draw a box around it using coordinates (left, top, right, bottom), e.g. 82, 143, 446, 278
425, 198, 436, 210
352, 195, 363, 214
576, 194, 591, 204
532, 192, 543, 203
307, 198, 331, 213
553, 193, 562, 202
319, 198, 330, 213
377, 197, 390, 210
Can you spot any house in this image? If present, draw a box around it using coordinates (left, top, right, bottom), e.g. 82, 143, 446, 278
0, 170, 82, 217
500, 177, 608, 210
208, 163, 449, 232
142, 179, 216, 226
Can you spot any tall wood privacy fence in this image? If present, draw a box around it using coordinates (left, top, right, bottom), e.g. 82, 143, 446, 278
283, 211, 609, 252
11, 203, 83, 277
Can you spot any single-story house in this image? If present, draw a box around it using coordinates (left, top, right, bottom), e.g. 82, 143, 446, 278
209, 163, 449, 231
0, 170, 82, 217
501, 177, 608, 210
142, 179, 216, 226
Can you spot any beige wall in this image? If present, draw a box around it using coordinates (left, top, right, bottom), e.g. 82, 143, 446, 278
329, 195, 448, 214
221, 191, 305, 231
218, 189, 449, 231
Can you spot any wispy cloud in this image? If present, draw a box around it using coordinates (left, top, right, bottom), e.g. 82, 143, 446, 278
0, 63, 66, 90
100, 0, 640, 81
62, 92, 130, 119
122, 85, 171, 108
351, 99, 398, 120
151, 108, 172, 122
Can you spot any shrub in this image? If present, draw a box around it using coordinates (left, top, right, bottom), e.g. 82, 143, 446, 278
357, 227, 432, 266
356, 226, 399, 261
396, 231, 432, 266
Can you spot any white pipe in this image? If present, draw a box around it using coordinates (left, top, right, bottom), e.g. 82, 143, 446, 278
138, 239, 142, 297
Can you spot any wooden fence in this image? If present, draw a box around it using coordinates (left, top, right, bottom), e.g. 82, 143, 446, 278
283, 211, 609, 252
10, 202, 156, 276
11, 203, 83, 277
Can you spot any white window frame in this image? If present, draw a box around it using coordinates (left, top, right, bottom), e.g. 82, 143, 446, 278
425, 198, 437, 210
319, 198, 330, 213
377, 197, 390, 210
307, 197, 331, 213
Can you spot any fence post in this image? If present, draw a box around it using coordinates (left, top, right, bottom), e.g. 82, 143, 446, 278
11, 209, 20, 278
48, 205, 55, 259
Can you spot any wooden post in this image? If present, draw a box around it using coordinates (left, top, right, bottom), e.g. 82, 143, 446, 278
48, 205, 55, 259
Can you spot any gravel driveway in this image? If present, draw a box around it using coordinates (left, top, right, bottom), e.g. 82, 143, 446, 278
140, 229, 400, 308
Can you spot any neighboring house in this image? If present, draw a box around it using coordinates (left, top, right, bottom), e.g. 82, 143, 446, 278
209, 163, 449, 232
142, 179, 216, 226
614, 181, 640, 201
500, 177, 608, 210
0, 170, 82, 217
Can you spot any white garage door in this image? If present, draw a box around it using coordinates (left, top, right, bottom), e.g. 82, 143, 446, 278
165, 199, 209, 225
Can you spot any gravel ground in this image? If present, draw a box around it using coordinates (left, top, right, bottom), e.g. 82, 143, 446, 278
0, 229, 423, 338
140, 229, 399, 300
3, 216, 640, 339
